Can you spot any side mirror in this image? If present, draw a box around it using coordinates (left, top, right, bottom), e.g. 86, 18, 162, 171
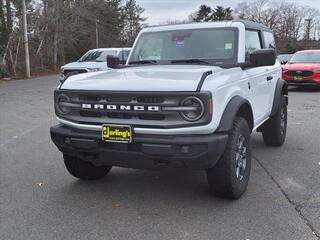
106, 55, 120, 69
249, 49, 276, 67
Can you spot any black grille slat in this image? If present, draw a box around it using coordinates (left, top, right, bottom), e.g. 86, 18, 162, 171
107, 96, 133, 102
80, 111, 103, 118
138, 114, 165, 121
286, 71, 313, 77
137, 96, 164, 103
79, 95, 103, 102
63, 69, 88, 75
107, 113, 132, 119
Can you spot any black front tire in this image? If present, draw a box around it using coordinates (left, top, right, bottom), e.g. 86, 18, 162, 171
206, 117, 251, 199
262, 96, 287, 147
63, 154, 112, 180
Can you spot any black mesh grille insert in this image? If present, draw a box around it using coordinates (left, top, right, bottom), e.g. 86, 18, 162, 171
286, 71, 313, 77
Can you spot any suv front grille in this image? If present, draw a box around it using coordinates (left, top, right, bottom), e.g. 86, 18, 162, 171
55, 90, 212, 129
286, 70, 313, 77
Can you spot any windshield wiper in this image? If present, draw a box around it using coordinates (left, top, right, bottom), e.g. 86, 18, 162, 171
170, 59, 213, 65
129, 60, 158, 65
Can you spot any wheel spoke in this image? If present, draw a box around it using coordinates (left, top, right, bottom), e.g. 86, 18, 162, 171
235, 134, 247, 181
280, 108, 286, 136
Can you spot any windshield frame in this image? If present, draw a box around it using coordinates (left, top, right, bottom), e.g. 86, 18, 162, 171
127, 27, 239, 66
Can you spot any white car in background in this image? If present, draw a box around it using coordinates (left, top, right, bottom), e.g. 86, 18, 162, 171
60, 48, 131, 82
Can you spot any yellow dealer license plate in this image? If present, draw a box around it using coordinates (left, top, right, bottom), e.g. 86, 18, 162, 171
102, 124, 132, 143
294, 76, 304, 81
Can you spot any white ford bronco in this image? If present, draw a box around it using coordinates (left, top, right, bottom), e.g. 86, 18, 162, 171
51, 20, 288, 199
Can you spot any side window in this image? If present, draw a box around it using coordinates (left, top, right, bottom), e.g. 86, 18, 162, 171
125, 50, 131, 56
263, 31, 276, 49
245, 30, 262, 59
118, 50, 128, 61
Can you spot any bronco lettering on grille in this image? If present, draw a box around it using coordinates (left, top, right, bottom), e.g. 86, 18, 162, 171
81, 104, 160, 112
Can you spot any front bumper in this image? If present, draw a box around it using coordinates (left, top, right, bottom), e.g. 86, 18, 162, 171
284, 79, 320, 86
50, 125, 228, 170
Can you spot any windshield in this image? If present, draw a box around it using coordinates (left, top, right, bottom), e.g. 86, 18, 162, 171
289, 52, 320, 64
128, 28, 238, 65
79, 50, 118, 62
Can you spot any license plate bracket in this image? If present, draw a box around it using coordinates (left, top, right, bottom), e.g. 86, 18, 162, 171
294, 76, 304, 81
102, 124, 132, 143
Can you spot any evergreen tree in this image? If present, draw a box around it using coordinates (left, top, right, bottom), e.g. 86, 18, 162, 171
121, 0, 146, 46
212, 6, 234, 21
193, 5, 212, 22
193, 5, 234, 22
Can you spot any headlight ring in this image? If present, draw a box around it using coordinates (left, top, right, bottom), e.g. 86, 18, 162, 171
180, 96, 205, 122
56, 94, 71, 115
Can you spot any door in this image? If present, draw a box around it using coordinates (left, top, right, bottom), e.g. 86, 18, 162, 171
245, 30, 272, 124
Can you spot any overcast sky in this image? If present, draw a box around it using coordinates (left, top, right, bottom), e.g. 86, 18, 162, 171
136, 0, 320, 25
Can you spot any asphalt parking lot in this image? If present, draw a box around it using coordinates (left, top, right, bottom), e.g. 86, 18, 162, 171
0, 75, 319, 240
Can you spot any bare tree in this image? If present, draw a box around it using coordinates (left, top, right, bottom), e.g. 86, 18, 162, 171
235, 1, 320, 41
236, 0, 269, 23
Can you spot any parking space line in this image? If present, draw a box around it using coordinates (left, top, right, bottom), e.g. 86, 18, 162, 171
253, 155, 320, 239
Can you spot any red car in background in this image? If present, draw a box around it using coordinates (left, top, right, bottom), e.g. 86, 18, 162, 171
282, 50, 320, 86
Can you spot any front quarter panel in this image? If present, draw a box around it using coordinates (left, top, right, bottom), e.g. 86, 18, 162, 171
201, 67, 250, 133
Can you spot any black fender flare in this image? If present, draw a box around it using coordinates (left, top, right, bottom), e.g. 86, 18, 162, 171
216, 96, 254, 133
270, 79, 288, 117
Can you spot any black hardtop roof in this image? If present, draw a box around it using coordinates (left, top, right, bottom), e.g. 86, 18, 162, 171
147, 20, 273, 32
235, 20, 273, 32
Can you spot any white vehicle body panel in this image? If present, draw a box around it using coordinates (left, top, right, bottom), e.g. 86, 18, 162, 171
245, 63, 281, 125
62, 65, 223, 92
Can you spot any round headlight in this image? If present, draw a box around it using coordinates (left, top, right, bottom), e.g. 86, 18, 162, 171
180, 96, 204, 122
56, 94, 71, 115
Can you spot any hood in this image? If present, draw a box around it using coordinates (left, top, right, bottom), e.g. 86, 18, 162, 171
62, 61, 107, 70
61, 65, 224, 91
283, 63, 320, 71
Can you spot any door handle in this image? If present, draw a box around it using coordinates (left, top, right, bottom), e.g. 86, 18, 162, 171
267, 76, 273, 81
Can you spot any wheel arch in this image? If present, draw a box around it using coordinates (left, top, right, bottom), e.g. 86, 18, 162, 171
271, 79, 288, 117
216, 96, 254, 133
